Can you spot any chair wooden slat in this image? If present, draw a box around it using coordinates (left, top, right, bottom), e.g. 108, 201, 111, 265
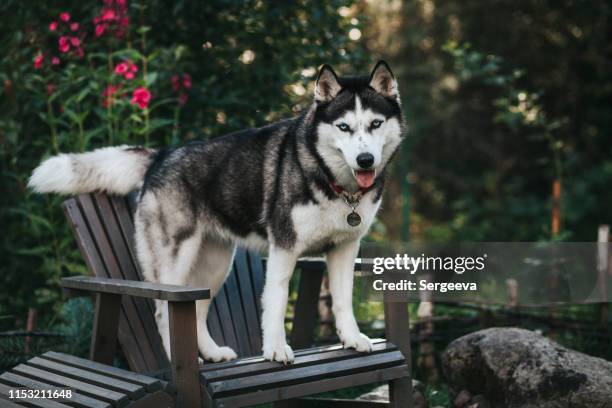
222, 264, 252, 356
211, 286, 240, 353
41, 352, 162, 392
75, 194, 164, 373
201, 340, 397, 383
26, 357, 145, 400
11, 365, 129, 407
216, 365, 408, 408
206, 299, 226, 347
233, 248, 263, 354
200, 338, 390, 373
246, 251, 265, 321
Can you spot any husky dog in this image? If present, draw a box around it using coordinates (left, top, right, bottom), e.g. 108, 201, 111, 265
29, 61, 404, 363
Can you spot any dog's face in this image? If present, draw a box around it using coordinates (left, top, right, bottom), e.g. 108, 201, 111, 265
312, 61, 403, 190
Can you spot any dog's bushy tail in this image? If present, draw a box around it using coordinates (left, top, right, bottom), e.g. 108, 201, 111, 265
28, 145, 157, 195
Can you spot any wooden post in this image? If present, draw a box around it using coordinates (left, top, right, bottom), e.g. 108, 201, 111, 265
24, 308, 37, 354
168, 301, 201, 408
385, 302, 413, 408
551, 179, 561, 237
598, 225, 609, 329
90, 293, 121, 364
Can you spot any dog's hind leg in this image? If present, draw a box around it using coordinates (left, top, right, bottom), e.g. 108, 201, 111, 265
189, 239, 238, 362
153, 231, 204, 359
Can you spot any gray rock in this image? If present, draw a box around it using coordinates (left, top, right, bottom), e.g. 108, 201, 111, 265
442, 327, 612, 408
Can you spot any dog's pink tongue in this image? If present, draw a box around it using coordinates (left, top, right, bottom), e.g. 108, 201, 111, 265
355, 170, 376, 189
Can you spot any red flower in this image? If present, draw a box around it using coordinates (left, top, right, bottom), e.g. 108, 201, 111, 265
34, 54, 44, 69
95, 24, 106, 37
52, 57, 60, 65
60, 12, 70, 22
59, 37, 70, 53
49, 22, 58, 31
131, 87, 151, 109
70, 22, 79, 31
70, 37, 80, 47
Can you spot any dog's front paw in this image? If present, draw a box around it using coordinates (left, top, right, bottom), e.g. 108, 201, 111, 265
203, 345, 238, 362
263, 343, 294, 364
341, 331, 373, 353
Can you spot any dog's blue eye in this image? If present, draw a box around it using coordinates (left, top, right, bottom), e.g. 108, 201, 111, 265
371, 119, 383, 129
336, 123, 350, 132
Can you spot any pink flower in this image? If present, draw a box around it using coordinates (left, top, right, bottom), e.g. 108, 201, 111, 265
70, 37, 80, 47
60, 12, 70, 22
52, 57, 60, 65
47, 84, 55, 96
95, 24, 106, 37
114, 61, 138, 79
75, 48, 85, 58
49, 22, 58, 31
101, 9, 116, 21
34, 54, 44, 69
114, 62, 128, 74
131, 87, 151, 109
116, 0, 126, 6
70, 22, 79, 31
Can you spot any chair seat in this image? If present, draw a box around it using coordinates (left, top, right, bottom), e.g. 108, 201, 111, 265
0, 352, 173, 408
200, 339, 409, 407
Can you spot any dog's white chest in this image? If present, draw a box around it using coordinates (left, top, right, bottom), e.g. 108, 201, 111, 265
291, 191, 381, 252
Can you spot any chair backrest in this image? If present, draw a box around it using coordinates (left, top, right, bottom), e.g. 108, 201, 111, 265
62, 193, 266, 375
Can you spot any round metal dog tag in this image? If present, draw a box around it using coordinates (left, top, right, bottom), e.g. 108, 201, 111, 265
347, 211, 361, 227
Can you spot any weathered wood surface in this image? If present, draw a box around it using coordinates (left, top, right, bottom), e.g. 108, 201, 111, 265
61, 276, 210, 302
0, 352, 172, 408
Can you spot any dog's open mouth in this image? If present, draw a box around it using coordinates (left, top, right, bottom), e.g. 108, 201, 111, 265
353, 169, 376, 189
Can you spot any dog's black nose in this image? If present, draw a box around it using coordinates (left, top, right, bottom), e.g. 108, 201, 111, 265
356, 153, 374, 169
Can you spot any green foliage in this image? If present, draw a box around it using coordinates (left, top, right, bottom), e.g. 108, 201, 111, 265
0, 0, 367, 329
386, 0, 612, 242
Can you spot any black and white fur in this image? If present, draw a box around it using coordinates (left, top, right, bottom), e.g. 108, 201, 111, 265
29, 62, 404, 363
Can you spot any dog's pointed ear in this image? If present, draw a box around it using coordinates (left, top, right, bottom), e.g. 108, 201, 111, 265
369, 61, 399, 99
315, 64, 341, 102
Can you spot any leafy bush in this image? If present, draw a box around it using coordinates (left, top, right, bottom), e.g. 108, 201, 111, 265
0, 0, 367, 328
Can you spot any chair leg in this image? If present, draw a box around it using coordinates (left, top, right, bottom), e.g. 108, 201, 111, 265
168, 301, 202, 408
389, 376, 413, 408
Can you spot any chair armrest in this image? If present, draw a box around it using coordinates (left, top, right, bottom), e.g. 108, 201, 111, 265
61, 276, 210, 302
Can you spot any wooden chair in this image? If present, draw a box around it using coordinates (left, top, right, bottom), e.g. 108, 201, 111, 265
60, 193, 413, 407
